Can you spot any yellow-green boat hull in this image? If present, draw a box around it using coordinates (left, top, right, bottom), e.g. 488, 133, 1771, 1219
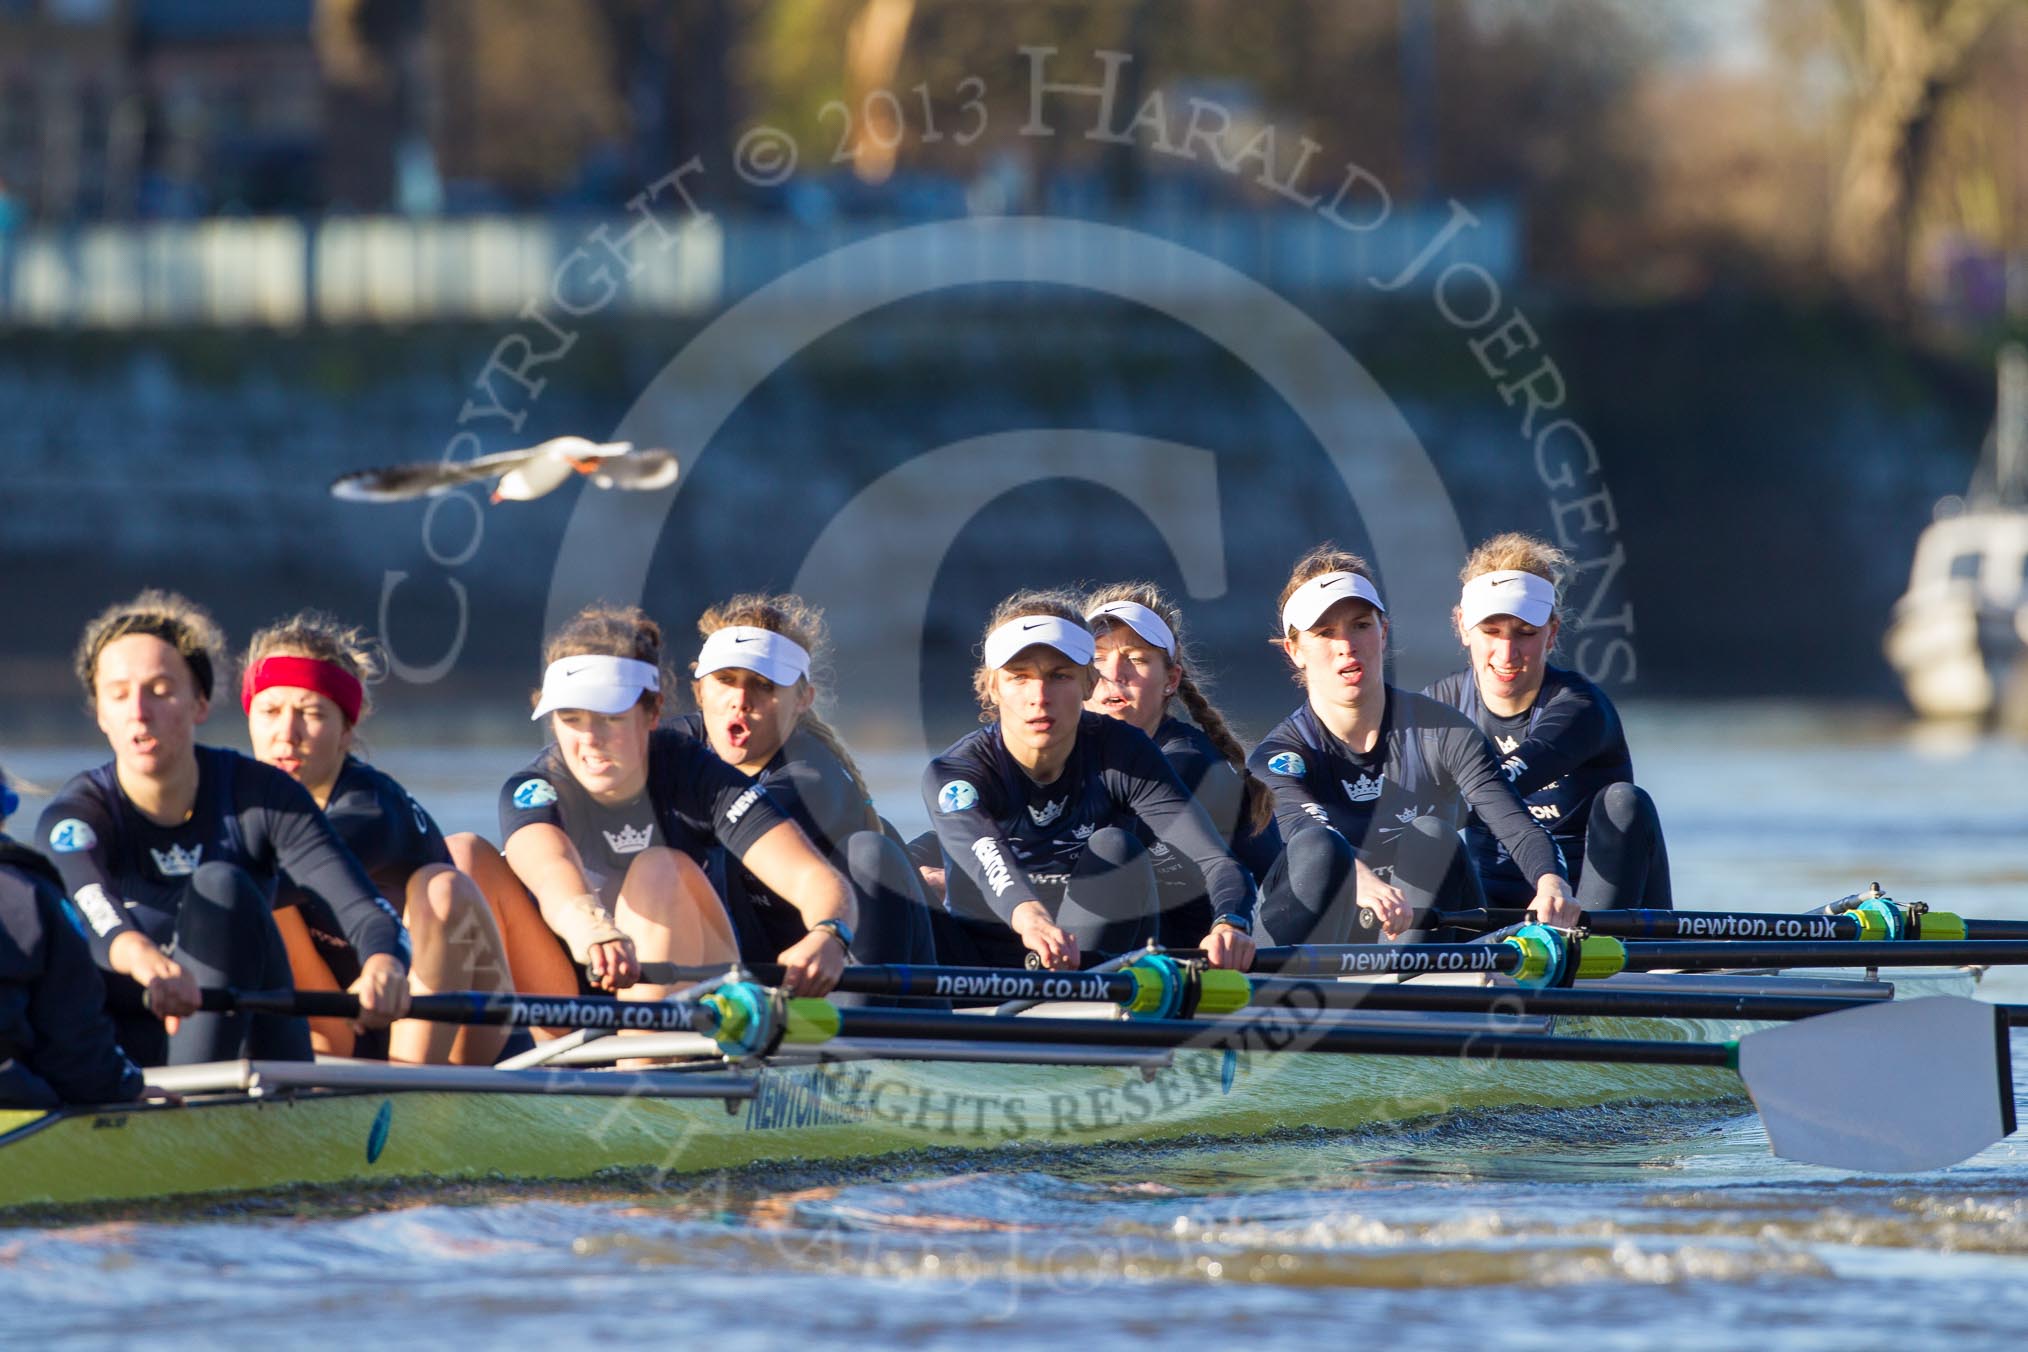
0, 1015, 1742, 1213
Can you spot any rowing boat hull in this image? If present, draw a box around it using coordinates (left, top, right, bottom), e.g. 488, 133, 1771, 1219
0, 972, 1978, 1214
0, 1017, 1740, 1212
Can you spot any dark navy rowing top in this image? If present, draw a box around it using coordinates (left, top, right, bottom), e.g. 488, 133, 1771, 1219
0, 838, 145, 1108
38, 747, 410, 971
498, 727, 793, 908
923, 711, 1256, 928
1247, 687, 1564, 885
1421, 666, 1634, 889
276, 754, 451, 976
1144, 715, 1282, 909
673, 712, 877, 955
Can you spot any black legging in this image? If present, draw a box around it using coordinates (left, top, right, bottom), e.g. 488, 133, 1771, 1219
1390, 815, 1489, 944
835, 828, 944, 1008
1574, 782, 1672, 910
1257, 818, 1484, 946
108, 862, 311, 1066
1253, 827, 1360, 948
931, 826, 1158, 967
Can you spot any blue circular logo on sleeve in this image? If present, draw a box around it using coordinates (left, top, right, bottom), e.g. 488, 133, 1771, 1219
1267, 751, 1306, 778
937, 780, 979, 813
48, 818, 97, 853
512, 778, 560, 810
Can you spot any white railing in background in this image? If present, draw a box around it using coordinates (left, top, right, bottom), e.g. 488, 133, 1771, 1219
0, 205, 1518, 327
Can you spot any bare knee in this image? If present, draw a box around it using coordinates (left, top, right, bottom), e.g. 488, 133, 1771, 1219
445, 832, 503, 877
616, 846, 704, 920
407, 860, 493, 928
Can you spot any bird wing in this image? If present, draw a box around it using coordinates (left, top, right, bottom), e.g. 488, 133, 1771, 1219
328, 448, 539, 502
589, 449, 680, 492
329, 438, 651, 503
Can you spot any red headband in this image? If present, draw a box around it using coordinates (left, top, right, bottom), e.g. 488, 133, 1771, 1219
241, 655, 365, 725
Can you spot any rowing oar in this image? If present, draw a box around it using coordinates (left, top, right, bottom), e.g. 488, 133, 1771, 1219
206, 984, 2019, 1174
1247, 936, 2028, 980
1374, 903, 2028, 943
642, 926, 1625, 993
642, 956, 2028, 1025
205, 988, 727, 1036
650, 933, 2028, 991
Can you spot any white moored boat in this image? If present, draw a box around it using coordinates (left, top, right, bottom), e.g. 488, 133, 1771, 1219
1886, 344, 2028, 725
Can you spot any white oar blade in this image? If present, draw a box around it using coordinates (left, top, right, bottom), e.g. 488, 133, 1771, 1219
1738, 996, 2016, 1173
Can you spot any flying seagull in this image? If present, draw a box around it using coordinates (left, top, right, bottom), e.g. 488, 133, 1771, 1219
329, 437, 680, 504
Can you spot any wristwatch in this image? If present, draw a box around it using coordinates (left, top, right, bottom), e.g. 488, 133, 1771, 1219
1210, 912, 1254, 936
810, 917, 855, 951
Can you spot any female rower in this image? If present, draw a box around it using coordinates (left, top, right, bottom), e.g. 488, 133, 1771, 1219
1082, 583, 1285, 946
1247, 548, 1578, 943
922, 590, 1256, 972
242, 612, 513, 1064
1422, 534, 1672, 910
37, 591, 409, 1066
2, 763, 146, 1107
450, 604, 855, 1002
678, 594, 938, 973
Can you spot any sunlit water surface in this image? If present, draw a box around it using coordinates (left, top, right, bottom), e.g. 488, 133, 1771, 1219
5, 704, 2027, 1350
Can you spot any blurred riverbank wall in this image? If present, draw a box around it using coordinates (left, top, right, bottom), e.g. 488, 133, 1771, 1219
0, 294, 1989, 750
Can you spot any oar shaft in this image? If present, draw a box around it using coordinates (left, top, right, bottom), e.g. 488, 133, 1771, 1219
1623, 939, 2028, 970
642, 961, 1138, 1003
1374, 908, 1863, 939
1250, 943, 1521, 978
209, 988, 716, 1033
825, 1006, 1737, 1068
1420, 908, 2028, 943
1250, 978, 1874, 1022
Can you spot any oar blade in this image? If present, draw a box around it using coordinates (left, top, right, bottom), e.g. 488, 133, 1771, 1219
1738, 996, 2017, 1173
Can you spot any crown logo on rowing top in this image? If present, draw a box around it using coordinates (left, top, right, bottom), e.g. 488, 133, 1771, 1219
602, 822, 654, 854
149, 843, 204, 877
1395, 806, 1420, 824
1344, 773, 1384, 803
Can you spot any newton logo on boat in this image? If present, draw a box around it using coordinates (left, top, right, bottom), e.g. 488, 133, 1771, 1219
937, 780, 977, 813
47, 818, 96, 853
513, 778, 559, 809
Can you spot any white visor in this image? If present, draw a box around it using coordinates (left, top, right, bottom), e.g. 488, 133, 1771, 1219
530, 655, 661, 720
1459, 569, 1557, 628
1085, 601, 1177, 659
694, 626, 812, 688
983, 615, 1096, 670
1281, 571, 1386, 632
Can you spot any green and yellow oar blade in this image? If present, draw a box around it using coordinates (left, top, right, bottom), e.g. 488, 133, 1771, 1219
1736, 995, 2017, 1173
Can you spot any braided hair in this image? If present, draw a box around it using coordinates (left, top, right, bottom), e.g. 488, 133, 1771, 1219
1085, 581, 1275, 835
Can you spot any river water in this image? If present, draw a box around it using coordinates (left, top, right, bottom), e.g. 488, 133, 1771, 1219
3, 702, 2026, 1350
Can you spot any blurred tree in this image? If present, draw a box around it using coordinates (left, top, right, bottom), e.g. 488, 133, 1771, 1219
315, 0, 425, 211
1821, 0, 2019, 315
